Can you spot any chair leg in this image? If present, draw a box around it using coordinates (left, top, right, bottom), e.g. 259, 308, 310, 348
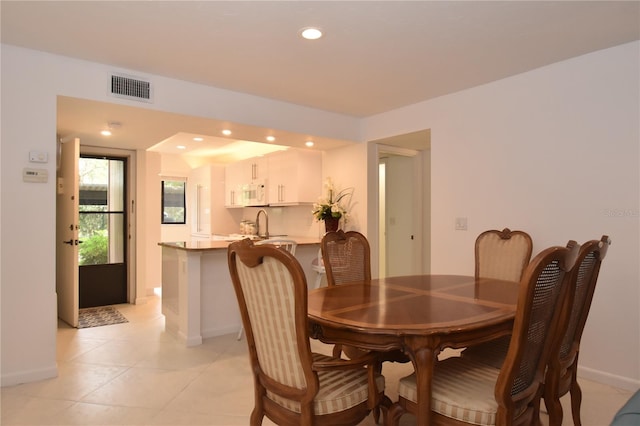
544, 394, 563, 426
332, 344, 343, 358
543, 377, 563, 426
570, 379, 583, 426
373, 406, 381, 424
237, 325, 244, 340
386, 401, 406, 426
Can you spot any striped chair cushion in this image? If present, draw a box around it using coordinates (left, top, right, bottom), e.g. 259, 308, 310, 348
398, 357, 503, 425
269, 353, 385, 415
461, 335, 510, 369
237, 257, 307, 389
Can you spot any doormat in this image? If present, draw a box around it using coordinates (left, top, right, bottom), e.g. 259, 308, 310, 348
78, 306, 128, 329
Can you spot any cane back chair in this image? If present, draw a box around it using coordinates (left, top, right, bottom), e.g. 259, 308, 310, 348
322, 230, 371, 288
544, 235, 611, 426
321, 230, 409, 364
388, 241, 580, 426
227, 238, 385, 426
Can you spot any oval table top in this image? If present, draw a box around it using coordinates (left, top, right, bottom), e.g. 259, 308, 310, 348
308, 274, 519, 334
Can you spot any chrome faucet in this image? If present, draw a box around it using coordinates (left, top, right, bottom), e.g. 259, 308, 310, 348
256, 209, 269, 239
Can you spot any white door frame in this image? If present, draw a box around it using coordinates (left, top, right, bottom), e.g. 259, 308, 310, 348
368, 142, 429, 278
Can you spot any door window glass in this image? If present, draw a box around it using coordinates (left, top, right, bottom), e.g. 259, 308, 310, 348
78, 157, 126, 266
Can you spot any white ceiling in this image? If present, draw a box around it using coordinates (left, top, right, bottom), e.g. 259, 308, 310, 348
2, 1, 639, 160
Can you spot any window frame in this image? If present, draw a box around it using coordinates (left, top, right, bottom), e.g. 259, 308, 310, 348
161, 180, 187, 225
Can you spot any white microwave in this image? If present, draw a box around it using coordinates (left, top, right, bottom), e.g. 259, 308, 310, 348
241, 180, 268, 206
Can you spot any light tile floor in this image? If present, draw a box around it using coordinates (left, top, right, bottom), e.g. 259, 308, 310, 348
1, 295, 634, 425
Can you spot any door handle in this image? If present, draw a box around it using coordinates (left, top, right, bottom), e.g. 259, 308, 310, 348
76, 240, 83, 245
63, 239, 74, 245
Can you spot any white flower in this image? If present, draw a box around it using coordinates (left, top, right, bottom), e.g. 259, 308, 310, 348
312, 177, 353, 222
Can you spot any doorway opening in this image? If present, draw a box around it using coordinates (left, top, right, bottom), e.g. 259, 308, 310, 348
369, 129, 431, 278
78, 155, 128, 308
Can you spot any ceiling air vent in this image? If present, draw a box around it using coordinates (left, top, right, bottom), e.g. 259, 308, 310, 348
110, 74, 152, 103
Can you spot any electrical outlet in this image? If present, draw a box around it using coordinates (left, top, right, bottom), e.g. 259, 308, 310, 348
455, 217, 468, 231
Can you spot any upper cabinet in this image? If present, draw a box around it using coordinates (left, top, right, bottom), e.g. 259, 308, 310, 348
224, 162, 244, 208
268, 150, 322, 206
225, 149, 322, 208
191, 164, 242, 234
245, 157, 268, 182
224, 157, 269, 208
190, 165, 212, 235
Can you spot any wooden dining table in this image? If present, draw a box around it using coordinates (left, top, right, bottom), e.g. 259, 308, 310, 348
307, 274, 520, 426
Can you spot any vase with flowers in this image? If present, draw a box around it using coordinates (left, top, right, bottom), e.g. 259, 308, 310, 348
312, 178, 353, 233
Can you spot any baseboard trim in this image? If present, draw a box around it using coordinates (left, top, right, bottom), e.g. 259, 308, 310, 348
201, 324, 241, 340
1, 364, 58, 387
579, 365, 640, 391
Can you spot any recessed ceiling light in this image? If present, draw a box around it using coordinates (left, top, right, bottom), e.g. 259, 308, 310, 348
193, 137, 204, 142
100, 121, 121, 136
266, 136, 276, 142
300, 27, 322, 40
177, 145, 186, 150
305, 140, 314, 147
222, 129, 232, 136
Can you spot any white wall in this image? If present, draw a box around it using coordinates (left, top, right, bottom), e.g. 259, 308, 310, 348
139, 151, 162, 298
322, 143, 369, 233
362, 41, 640, 389
0, 44, 361, 386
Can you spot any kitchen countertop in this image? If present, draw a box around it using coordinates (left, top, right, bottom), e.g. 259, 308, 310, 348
159, 236, 321, 251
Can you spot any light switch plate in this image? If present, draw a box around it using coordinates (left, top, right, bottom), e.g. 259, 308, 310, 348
23, 168, 48, 183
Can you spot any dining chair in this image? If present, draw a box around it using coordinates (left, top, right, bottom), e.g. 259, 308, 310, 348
544, 235, 611, 426
237, 238, 298, 340
311, 248, 326, 289
321, 230, 409, 364
227, 238, 386, 426
475, 227, 533, 282
255, 237, 298, 255
321, 230, 371, 359
460, 236, 612, 425
387, 241, 580, 426
321, 229, 371, 288
460, 228, 534, 361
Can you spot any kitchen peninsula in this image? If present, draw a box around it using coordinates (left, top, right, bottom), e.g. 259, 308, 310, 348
159, 237, 320, 346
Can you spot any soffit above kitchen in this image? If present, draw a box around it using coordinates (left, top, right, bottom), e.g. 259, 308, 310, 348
56, 96, 355, 163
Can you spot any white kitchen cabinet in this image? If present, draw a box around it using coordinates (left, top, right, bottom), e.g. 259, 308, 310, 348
224, 162, 244, 208
192, 164, 239, 233
225, 156, 269, 207
190, 165, 212, 235
244, 157, 268, 182
268, 149, 322, 205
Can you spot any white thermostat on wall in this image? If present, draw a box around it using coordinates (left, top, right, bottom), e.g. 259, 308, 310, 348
29, 151, 48, 163
23, 168, 48, 183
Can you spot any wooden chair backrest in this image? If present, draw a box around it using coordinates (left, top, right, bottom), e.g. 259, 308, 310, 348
475, 228, 533, 282
494, 241, 579, 424
550, 236, 610, 375
227, 239, 318, 411
321, 230, 371, 286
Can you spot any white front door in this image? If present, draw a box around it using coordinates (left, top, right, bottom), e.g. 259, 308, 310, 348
56, 138, 80, 327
